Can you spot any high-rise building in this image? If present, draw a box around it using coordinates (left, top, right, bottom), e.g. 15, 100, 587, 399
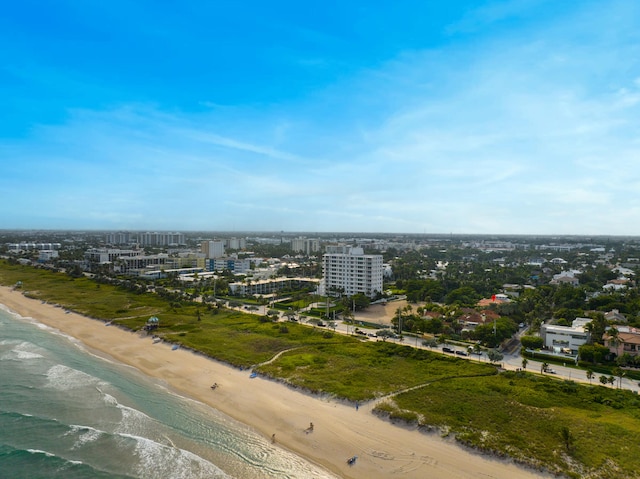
201, 240, 225, 258
105, 231, 131, 245
291, 237, 320, 255
226, 237, 246, 250
322, 246, 383, 298
139, 232, 185, 246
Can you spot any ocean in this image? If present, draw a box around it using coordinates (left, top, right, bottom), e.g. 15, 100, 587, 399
0, 305, 338, 479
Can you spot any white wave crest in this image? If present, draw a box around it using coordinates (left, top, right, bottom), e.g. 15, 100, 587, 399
44, 364, 97, 390
3, 349, 44, 361
27, 448, 56, 457
119, 433, 230, 479
68, 424, 105, 449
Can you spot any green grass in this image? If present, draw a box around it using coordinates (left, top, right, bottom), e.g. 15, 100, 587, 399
380, 371, 640, 478
258, 341, 496, 400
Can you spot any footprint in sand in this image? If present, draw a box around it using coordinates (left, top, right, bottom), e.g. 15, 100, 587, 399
370, 450, 394, 460
420, 455, 438, 466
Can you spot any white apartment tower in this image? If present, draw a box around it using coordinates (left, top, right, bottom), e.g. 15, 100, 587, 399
291, 237, 320, 255
323, 246, 383, 298
201, 240, 225, 258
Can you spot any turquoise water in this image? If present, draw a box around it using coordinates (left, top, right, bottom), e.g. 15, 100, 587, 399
0, 306, 337, 479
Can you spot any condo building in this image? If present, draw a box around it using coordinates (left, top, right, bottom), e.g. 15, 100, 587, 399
322, 246, 383, 298
291, 237, 320, 255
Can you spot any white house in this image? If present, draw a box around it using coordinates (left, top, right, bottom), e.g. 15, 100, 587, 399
540, 318, 591, 354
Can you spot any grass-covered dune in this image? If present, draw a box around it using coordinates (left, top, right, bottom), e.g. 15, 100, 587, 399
257, 341, 496, 400
377, 370, 640, 478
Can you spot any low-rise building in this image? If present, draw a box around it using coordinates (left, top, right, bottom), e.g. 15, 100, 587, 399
540, 318, 591, 354
604, 326, 640, 358
229, 277, 319, 296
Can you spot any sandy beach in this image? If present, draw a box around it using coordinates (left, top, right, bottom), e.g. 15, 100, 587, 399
0, 286, 550, 479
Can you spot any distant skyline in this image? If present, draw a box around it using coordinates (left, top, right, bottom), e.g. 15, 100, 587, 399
2, 1, 639, 235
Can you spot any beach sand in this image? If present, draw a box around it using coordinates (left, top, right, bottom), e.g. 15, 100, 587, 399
0, 286, 550, 479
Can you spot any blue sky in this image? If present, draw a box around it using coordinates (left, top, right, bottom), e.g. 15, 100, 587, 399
2, 0, 640, 234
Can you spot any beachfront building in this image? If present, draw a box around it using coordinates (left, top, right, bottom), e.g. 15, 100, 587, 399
322, 246, 383, 299
540, 318, 591, 354
229, 277, 319, 296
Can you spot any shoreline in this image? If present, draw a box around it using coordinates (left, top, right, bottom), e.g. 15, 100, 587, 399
0, 285, 551, 479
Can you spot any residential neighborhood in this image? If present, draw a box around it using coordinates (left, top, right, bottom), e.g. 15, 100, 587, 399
4, 230, 640, 385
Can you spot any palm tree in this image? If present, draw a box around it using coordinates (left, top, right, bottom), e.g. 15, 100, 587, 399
607, 327, 620, 355
521, 358, 528, 370
541, 362, 549, 374
586, 369, 594, 385
612, 367, 625, 389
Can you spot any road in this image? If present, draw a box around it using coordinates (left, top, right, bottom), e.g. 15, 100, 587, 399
229, 302, 640, 394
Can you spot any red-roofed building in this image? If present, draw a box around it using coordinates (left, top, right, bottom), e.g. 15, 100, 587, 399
604, 327, 640, 358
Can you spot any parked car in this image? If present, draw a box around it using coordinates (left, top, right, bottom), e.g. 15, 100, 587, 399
442, 347, 455, 354
455, 350, 469, 356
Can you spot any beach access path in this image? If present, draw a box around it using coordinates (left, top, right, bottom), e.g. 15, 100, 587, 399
0, 286, 551, 479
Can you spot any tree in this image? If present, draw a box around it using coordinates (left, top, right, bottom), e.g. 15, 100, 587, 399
377, 329, 394, 341
445, 286, 481, 307
586, 369, 594, 385
607, 326, 620, 354
342, 307, 354, 324
422, 338, 438, 348
585, 313, 608, 344
487, 349, 503, 364
578, 343, 610, 364
520, 335, 544, 350
521, 358, 528, 370
541, 362, 549, 374
350, 293, 371, 311
599, 375, 608, 385
473, 317, 518, 348
612, 367, 625, 389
